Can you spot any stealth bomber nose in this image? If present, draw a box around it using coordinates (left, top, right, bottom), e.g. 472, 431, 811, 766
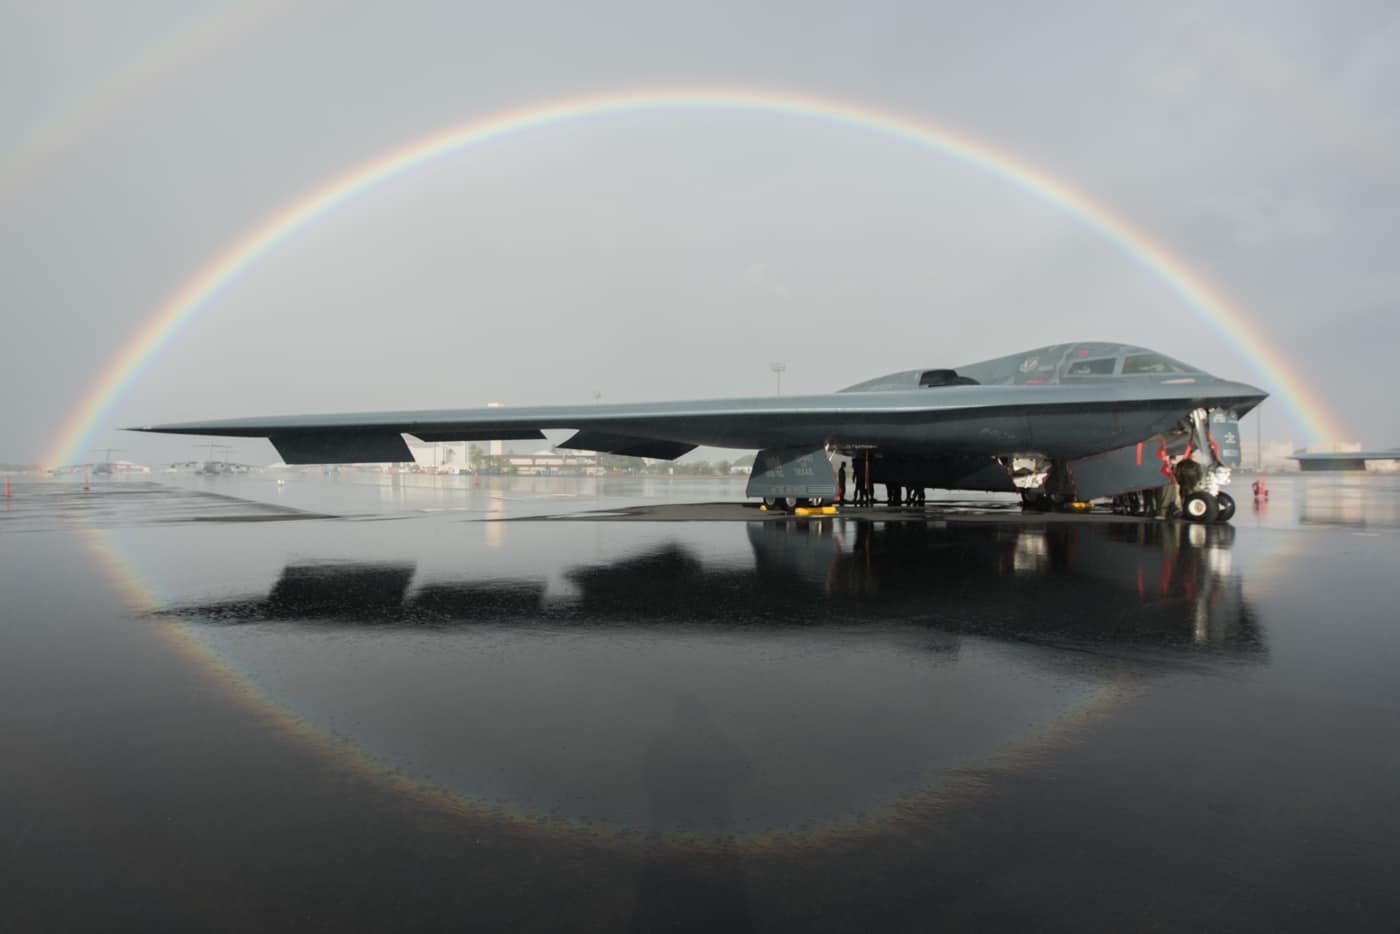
1205, 379, 1269, 418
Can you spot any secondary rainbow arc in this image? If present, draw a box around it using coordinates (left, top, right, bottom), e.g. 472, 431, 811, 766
0, 0, 293, 206
44, 86, 1340, 466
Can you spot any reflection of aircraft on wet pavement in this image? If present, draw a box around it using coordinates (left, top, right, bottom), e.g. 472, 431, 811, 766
165, 519, 1261, 655
152, 519, 1266, 838
133, 342, 1265, 522
737, 520, 1259, 652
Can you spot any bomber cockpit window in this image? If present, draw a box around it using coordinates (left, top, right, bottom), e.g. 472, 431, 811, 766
1121, 353, 1193, 374
918, 369, 980, 387
1064, 358, 1116, 377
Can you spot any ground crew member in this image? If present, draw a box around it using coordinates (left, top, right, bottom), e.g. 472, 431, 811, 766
1157, 455, 1182, 518
1174, 455, 1202, 496
836, 463, 847, 504
1159, 454, 1202, 518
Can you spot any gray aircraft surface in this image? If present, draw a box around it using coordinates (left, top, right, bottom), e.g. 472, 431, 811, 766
132, 341, 1266, 522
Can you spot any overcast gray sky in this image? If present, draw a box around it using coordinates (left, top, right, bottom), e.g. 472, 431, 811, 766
3, 0, 1398, 464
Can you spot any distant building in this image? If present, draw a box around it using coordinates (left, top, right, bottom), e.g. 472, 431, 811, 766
93, 460, 151, 475
1240, 440, 1309, 471
487, 403, 505, 458
406, 440, 470, 472
1293, 441, 1400, 473
1239, 440, 1400, 473
482, 449, 603, 476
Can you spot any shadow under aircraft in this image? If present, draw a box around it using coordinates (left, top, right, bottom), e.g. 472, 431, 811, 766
165, 519, 1263, 659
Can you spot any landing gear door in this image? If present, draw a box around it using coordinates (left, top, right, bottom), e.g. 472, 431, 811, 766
746, 447, 838, 501
1211, 411, 1244, 466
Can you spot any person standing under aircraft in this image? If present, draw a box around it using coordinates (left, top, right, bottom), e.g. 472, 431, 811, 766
1157, 454, 1182, 519
1174, 455, 1202, 497
836, 462, 848, 505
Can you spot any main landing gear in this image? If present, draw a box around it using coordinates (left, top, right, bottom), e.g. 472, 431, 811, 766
1020, 490, 1073, 512
762, 496, 829, 511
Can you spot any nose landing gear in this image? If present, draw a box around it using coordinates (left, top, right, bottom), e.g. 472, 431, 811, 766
1180, 409, 1238, 524
1182, 489, 1236, 523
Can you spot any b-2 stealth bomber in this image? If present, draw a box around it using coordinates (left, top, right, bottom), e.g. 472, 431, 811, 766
133, 341, 1266, 522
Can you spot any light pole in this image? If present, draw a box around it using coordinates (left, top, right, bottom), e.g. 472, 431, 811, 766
1256, 409, 1263, 470
769, 361, 787, 396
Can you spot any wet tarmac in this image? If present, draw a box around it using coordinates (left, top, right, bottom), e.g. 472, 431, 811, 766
2, 471, 1399, 931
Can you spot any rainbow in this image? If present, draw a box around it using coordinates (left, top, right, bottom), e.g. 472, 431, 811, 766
44, 86, 1341, 466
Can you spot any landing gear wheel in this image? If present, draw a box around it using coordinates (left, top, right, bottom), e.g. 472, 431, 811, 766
1214, 491, 1236, 523
1020, 490, 1050, 512
762, 496, 802, 511
1182, 491, 1218, 523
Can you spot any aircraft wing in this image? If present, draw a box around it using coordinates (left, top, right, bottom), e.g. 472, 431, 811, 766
130, 379, 1267, 465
